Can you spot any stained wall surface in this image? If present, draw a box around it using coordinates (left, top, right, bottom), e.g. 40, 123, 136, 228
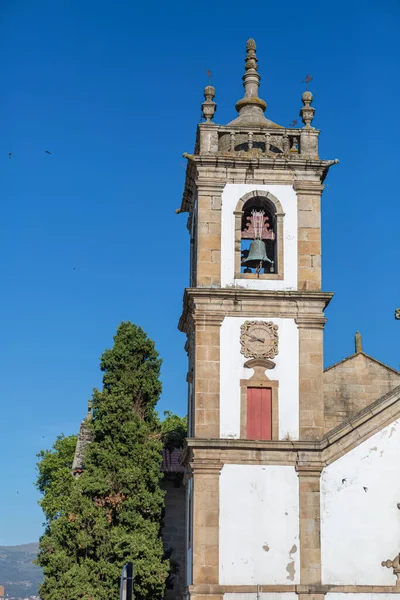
219, 464, 300, 585
321, 419, 400, 586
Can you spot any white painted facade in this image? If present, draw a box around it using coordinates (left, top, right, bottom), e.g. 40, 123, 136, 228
219, 465, 300, 585
224, 594, 298, 600
321, 419, 400, 586
220, 184, 298, 290
326, 595, 400, 600
220, 316, 299, 440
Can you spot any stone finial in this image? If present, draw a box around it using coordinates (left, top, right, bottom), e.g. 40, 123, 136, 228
232, 38, 267, 124
202, 85, 217, 123
382, 554, 400, 585
355, 331, 363, 354
300, 90, 315, 128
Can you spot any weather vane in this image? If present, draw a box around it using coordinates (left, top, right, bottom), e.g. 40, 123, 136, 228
302, 74, 313, 89
207, 69, 212, 85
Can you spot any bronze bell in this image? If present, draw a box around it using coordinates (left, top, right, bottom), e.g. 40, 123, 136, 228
242, 239, 273, 269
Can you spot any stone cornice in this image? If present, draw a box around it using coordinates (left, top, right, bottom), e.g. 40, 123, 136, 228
184, 384, 400, 467
178, 288, 334, 333
193, 154, 328, 168
293, 180, 325, 194
183, 288, 333, 302
296, 316, 327, 329
188, 584, 400, 595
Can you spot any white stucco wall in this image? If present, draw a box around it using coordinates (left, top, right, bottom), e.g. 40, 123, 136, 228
220, 184, 298, 290
321, 419, 400, 586
224, 594, 298, 600
326, 596, 400, 600
220, 465, 300, 585
220, 316, 299, 440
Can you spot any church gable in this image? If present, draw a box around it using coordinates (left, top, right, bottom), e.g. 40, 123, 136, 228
324, 340, 400, 433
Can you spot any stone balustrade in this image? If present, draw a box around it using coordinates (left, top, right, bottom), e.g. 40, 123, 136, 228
197, 123, 319, 159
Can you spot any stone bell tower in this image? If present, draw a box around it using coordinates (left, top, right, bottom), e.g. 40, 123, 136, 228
178, 39, 338, 600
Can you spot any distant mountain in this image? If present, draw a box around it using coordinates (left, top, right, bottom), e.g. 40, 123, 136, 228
0, 543, 43, 599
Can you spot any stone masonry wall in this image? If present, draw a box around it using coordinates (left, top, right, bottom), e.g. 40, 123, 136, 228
324, 353, 400, 432
161, 477, 186, 600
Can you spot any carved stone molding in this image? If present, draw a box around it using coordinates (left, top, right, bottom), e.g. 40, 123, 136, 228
293, 180, 324, 195
190, 459, 223, 475
382, 554, 400, 585
296, 316, 327, 330
244, 357, 276, 370
240, 320, 279, 359
194, 313, 224, 328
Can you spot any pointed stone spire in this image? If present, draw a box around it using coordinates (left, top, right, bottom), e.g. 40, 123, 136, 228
355, 331, 363, 354
72, 399, 94, 476
228, 39, 279, 127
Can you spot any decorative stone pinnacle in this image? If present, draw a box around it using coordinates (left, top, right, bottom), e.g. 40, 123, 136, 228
202, 85, 217, 123
233, 38, 267, 123
382, 554, 400, 585
355, 331, 362, 353
245, 38, 258, 72
300, 90, 315, 128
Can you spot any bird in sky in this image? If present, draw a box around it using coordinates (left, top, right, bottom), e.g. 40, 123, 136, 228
289, 119, 298, 127
8, 152, 12, 159
45, 150, 52, 154
363, 486, 368, 493
341, 478, 347, 484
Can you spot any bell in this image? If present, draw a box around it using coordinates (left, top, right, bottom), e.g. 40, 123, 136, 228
242, 239, 273, 269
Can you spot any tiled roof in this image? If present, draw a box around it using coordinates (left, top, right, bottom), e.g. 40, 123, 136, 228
161, 447, 184, 473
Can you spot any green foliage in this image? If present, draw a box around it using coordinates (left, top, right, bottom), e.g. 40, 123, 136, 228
161, 411, 187, 449
36, 322, 170, 600
36, 434, 77, 520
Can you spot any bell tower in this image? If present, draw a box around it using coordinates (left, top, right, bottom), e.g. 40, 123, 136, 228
178, 39, 338, 600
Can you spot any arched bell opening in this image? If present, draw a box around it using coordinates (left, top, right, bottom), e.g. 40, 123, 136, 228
240, 197, 277, 275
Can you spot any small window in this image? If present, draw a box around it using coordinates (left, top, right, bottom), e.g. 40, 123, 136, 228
246, 387, 272, 440
241, 198, 277, 275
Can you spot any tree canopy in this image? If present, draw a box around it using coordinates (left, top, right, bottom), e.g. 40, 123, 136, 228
36, 322, 180, 600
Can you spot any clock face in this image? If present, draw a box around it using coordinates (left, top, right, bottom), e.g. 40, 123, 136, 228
240, 320, 279, 359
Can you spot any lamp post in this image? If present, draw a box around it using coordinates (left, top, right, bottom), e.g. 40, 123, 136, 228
120, 562, 134, 600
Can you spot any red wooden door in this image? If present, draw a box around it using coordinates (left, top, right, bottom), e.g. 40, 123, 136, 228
246, 387, 272, 440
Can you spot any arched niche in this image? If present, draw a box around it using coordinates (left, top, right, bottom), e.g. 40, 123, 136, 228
234, 190, 285, 280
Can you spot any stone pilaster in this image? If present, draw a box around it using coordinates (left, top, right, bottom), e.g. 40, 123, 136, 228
194, 313, 223, 438
196, 181, 224, 288
294, 181, 324, 292
296, 460, 323, 587
191, 460, 222, 586
296, 317, 326, 440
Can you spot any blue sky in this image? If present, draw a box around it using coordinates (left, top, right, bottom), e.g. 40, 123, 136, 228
1, 0, 399, 545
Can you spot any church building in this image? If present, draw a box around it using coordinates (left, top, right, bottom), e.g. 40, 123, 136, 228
175, 37, 400, 600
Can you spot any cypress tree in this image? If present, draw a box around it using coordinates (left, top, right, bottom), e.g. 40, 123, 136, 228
36, 322, 170, 600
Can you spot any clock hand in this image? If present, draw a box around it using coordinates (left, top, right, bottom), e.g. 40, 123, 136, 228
249, 336, 265, 343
